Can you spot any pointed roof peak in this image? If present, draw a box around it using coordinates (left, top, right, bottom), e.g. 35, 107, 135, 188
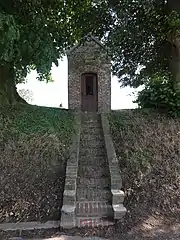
67, 34, 107, 55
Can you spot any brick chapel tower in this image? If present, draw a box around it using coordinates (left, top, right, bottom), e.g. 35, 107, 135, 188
67, 35, 111, 113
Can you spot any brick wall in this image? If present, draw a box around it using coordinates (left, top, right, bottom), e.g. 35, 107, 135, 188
68, 39, 111, 113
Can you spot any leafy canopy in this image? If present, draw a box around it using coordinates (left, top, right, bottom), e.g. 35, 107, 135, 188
106, 0, 180, 87
0, 0, 111, 83
0, 0, 179, 89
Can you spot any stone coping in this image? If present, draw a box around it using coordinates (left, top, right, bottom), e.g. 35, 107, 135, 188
101, 113, 126, 220
9, 235, 107, 240
0, 220, 59, 231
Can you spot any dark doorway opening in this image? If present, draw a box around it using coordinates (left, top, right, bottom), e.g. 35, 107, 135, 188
81, 73, 98, 112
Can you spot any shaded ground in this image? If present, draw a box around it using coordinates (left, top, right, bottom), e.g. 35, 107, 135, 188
0, 222, 180, 239
0, 104, 74, 223
109, 109, 180, 235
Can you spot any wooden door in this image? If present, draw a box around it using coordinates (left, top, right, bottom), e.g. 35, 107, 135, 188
81, 73, 98, 112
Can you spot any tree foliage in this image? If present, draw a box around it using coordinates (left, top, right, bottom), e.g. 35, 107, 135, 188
102, 0, 180, 113
1, 0, 179, 86
0, 0, 180, 107
0, 0, 112, 104
106, 0, 180, 88
0, 0, 112, 82
135, 73, 180, 114
0, 1, 70, 82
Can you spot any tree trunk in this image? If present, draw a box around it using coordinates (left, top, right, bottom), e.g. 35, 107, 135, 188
167, 0, 180, 11
0, 63, 27, 105
167, 0, 180, 91
168, 39, 180, 90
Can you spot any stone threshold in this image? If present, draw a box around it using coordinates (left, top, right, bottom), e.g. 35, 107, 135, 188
0, 220, 60, 231
9, 235, 107, 240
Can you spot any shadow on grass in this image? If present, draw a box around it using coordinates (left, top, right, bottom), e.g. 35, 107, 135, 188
0, 104, 75, 223
109, 109, 180, 235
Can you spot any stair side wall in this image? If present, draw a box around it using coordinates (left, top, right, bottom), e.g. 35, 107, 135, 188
60, 113, 81, 229
101, 113, 127, 220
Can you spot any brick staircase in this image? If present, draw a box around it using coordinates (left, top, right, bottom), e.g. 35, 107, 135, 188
75, 113, 114, 227
60, 113, 126, 229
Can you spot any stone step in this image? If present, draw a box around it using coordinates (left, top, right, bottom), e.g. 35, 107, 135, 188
80, 138, 105, 143
82, 124, 102, 129
79, 150, 106, 157
80, 138, 105, 144
78, 164, 108, 170
81, 136, 104, 141
77, 177, 110, 189
79, 157, 107, 162
80, 144, 105, 150
60, 204, 76, 228
81, 141, 104, 147
81, 124, 102, 129
79, 148, 106, 156
82, 114, 101, 122
78, 164, 109, 171
61, 204, 75, 216
82, 114, 100, 118
81, 114, 100, 121
79, 148, 106, 154
79, 172, 109, 178
78, 161, 107, 166
82, 124, 101, 128
76, 189, 112, 201
76, 217, 114, 227
81, 132, 103, 137
79, 154, 106, 160
78, 157, 107, 165
113, 204, 127, 220
82, 125, 101, 130
81, 128, 102, 134
76, 201, 114, 218
80, 142, 105, 148
63, 190, 76, 204
82, 119, 101, 124
81, 122, 101, 126
78, 166, 109, 178
111, 190, 125, 205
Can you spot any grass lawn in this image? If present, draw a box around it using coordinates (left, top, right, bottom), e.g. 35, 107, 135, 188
109, 109, 180, 233
0, 104, 74, 223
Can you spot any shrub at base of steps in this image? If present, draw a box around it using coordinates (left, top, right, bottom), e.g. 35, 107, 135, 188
0, 105, 74, 224
109, 109, 180, 231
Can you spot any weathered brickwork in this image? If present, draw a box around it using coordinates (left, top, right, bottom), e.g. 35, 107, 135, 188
60, 112, 127, 229
74, 113, 114, 227
76, 217, 114, 227
101, 113, 127, 220
60, 113, 81, 229
76, 201, 112, 216
67, 36, 111, 113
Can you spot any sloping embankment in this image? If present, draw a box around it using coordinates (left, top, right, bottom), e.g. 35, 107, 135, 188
109, 109, 180, 233
0, 105, 74, 223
